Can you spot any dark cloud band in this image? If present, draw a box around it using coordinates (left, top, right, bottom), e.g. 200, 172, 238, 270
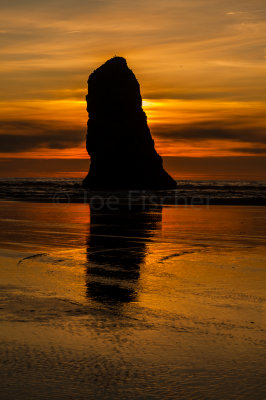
0, 120, 85, 152
1, 117, 266, 154
152, 119, 266, 144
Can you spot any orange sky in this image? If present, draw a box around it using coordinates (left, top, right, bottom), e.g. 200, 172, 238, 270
0, 0, 266, 179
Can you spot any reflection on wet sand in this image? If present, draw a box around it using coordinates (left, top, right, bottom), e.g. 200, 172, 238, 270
0, 203, 266, 399
86, 206, 162, 304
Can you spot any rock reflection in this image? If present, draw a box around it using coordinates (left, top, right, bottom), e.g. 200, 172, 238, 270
86, 205, 162, 305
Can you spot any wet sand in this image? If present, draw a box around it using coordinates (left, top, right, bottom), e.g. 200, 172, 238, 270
0, 201, 265, 399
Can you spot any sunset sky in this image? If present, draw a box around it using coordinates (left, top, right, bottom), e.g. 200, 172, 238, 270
0, 0, 266, 179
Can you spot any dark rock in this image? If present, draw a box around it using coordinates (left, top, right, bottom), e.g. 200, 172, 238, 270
83, 57, 177, 189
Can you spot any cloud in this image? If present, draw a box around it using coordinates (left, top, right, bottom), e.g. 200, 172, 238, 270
0, 0, 265, 110
230, 147, 266, 154
152, 120, 266, 144
0, 120, 85, 152
1, 116, 265, 156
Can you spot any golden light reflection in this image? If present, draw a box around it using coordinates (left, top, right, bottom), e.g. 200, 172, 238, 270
1, 201, 265, 318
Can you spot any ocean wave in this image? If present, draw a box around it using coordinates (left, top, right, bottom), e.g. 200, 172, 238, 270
0, 178, 265, 205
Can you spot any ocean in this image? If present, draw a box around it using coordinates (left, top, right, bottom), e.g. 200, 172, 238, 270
0, 178, 266, 205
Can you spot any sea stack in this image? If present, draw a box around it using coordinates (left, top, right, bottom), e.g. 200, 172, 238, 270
83, 57, 177, 189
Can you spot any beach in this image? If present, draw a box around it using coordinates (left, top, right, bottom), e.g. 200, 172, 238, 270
0, 200, 265, 399
2, 0, 266, 397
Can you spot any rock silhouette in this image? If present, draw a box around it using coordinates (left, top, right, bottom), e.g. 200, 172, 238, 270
83, 57, 177, 189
